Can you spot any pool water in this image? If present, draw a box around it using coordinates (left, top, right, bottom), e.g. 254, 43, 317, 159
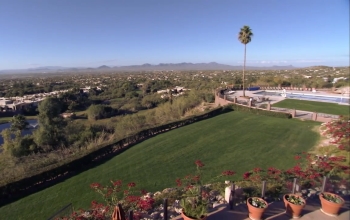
254, 91, 350, 104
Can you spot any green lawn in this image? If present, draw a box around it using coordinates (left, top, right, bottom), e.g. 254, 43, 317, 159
0, 115, 37, 125
272, 99, 350, 116
0, 111, 321, 220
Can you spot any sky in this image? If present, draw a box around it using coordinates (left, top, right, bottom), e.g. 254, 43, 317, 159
0, 0, 349, 69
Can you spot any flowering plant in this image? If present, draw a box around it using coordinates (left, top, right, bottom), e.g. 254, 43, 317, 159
285, 152, 350, 191
56, 201, 110, 220
321, 115, 350, 152
237, 166, 286, 198
176, 160, 235, 219
320, 192, 344, 204
90, 180, 154, 215
284, 194, 305, 205
248, 197, 267, 208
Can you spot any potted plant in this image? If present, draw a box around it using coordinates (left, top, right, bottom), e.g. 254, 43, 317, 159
246, 197, 268, 220
319, 192, 345, 216
176, 160, 235, 220
180, 187, 208, 220
283, 194, 306, 218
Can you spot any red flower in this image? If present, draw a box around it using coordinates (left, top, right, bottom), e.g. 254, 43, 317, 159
128, 182, 136, 188
113, 180, 122, 186
243, 172, 252, 179
195, 160, 204, 167
293, 165, 301, 172
176, 178, 182, 186
90, 183, 101, 189
294, 155, 301, 160
253, 167, 262, 173
186, 185, 194, 190
192, 175, 200, 182
222, 170, 236, 176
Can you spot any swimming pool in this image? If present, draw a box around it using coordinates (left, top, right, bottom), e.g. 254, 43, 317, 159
254, 91, 350, 104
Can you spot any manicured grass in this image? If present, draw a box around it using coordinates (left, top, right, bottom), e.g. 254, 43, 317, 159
272, 99, 350, 116
0, 111, 321, 219
0, 115, 37, 125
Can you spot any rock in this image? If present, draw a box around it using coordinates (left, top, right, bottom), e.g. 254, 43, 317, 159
339, 184, 347, 189
295, 192, 303, 197
162, 188, 176, 194
209, 189, 220, 197
150, 211, 160, 219
153, 191, 162, 197
309, 189, 317, 195
174, 207, 182, 214
212, 202, 221, 208
216, 195, 224, 202
301, 189, 308, 195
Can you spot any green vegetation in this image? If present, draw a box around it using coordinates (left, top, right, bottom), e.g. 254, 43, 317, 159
0, 111, 320, 219
272, 99, 350, 116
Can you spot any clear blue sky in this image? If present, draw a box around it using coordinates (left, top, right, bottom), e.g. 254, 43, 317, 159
0, 0, 349, 69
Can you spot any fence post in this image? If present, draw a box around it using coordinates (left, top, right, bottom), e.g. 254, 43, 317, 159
291, 109, 296, 118
228, 189, 234, 210
261, 181, 266, 198
163, 198, 168, 220
321, 176, 327, 193
292, 178, 297, 194
129, 210, 133, 220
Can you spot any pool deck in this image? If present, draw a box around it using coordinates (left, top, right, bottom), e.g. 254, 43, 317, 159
228, 90, 349, 105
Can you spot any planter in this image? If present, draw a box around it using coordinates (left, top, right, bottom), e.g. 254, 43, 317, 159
283, 194, 306, 218
246, 197, 268, 220
181, 212, 207, 220
319, 192, 345, 216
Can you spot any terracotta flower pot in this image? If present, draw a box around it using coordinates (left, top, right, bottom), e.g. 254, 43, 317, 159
319, 192, 345, 216
181, 212, 207, 220
246, 197, 268, 220
283, 194, 306, 218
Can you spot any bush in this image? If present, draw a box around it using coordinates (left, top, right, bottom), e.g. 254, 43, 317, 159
204, 93, 215, 103
86, 104, 117, 120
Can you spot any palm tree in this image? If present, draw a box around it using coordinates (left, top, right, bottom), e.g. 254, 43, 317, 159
238, 25, 253, 97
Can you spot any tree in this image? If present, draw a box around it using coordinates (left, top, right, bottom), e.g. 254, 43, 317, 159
238, 25, 253, 97
273, 76, 284, 88
10, 114, 28, 131
34, 97, 66, 150
1, 128, 36, 157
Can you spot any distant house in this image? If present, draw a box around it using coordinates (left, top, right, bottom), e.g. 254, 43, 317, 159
61, 112, 76, 119
333, 77, 347, 83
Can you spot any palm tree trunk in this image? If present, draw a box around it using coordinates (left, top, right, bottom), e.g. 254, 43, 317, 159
243, 44, 246, 97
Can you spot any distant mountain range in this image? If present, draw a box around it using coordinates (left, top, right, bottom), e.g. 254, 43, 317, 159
0, 62, 300, 74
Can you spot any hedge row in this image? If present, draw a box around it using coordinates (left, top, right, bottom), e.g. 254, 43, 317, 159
227, 103, 292, 119
0, 106, 231, 206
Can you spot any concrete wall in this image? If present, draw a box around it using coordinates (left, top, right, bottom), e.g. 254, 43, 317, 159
214, 92, 335, 123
